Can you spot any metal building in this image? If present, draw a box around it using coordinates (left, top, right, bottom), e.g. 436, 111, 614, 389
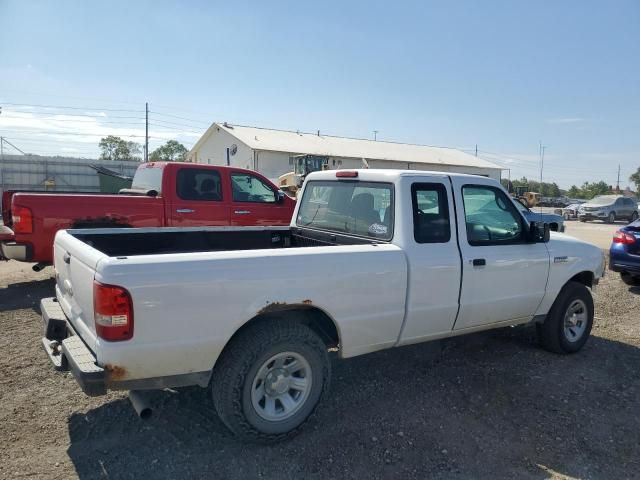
187, 123, 503, 181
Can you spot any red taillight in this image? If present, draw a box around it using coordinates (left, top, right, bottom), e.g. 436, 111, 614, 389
94, 281, 134, 341
336, 171, 358, 178
613, 230, 636, 245
12, 205, 33, 233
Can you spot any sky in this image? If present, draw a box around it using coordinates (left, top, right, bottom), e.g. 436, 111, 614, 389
0, 0, 638, 189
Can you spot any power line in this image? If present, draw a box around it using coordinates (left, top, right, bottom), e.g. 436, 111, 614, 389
0, 102, 143, 113
149, 117, 208, 130
1, 110, 145, 120
148, 123, 203, 135
1, 116, 145, 127
149, 110, 210, 125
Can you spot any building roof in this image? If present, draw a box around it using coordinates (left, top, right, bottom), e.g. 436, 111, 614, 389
193, 123, 503, 171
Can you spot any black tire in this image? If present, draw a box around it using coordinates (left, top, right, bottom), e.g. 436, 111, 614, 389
579, 217, 587, 222
629, 212, 638, 223
607, 212, 616, 224
211, 319, 330, 443
537, 281, 594, 354
620, 272, 640, 286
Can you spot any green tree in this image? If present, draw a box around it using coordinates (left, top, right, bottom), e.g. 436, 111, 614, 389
580, 181, 610, 199
99, 136, 141, 161
149, 140, 188, 162
630, 167, 640, 192
567, 185, 582, 199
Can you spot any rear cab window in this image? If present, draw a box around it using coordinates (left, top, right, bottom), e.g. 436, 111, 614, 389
132, 164, 164, 194
176, 168, 223, 201
297, 180, 394, 240
411, 183, 451, 243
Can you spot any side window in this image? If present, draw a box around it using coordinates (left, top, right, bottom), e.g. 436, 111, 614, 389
462, 185, 523, 246
231, 173, 276, 203
176, 168, 222, 201
411, 183, 451, 243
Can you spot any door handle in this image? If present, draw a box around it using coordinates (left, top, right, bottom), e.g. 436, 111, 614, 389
63, 252, 71, 264
176, 208, 195, 213
472, 258, 486, 266
234, 210, 251, 214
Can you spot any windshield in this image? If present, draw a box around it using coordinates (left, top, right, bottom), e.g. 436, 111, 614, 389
294, 156, 327, 176
132, 164, 164, 193
297, 180, 394, 240
589, 195, 617, 205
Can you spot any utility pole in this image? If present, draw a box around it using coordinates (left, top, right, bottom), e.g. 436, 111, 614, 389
475, 144, 478, 157
539, 141, 545, 187
616, 164, 621, 191
145, 102, 149, 162
373, 130, 378, 141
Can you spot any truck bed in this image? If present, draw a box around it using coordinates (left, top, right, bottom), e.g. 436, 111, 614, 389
69, 226, 381, 257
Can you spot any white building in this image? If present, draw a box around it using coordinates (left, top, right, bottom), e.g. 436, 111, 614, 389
188, 123, 503, 181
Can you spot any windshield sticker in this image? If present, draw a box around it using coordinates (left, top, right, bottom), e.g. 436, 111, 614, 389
368, 223, 388, 235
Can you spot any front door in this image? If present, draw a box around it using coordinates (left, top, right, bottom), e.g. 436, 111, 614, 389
169, 167, 230, 227
229, 172, 288, 226
450, 178, 550, 330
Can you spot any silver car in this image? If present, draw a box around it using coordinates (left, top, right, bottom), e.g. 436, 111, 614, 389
578, 195, 639, 223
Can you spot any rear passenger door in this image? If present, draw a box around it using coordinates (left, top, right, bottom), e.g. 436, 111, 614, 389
398, 180, 462, 345
450, 178, 550, 330
169, 167, 230, 227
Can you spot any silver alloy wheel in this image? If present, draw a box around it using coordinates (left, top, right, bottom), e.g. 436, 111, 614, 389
250, 351, 312, 422
608, 212, 615, 223
563, 299, 588, 342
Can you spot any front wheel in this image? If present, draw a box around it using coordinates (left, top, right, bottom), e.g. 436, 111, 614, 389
537, 281, 594, 354
211, 319, 330, 443
621, 272, 640, 286
607, 212, 616, 224
629, 212, 638, 223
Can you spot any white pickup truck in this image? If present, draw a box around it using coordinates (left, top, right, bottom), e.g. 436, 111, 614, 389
42, 169, 605, 442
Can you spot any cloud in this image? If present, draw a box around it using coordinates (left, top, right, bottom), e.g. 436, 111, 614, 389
546, 117, 585, 124
0, 110, 201, 152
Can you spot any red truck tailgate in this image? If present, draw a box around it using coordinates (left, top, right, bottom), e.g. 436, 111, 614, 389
1, 190, 15, 227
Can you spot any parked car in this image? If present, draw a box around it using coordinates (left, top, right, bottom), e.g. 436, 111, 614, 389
609, 219, 640, 286
515, 200, 565, 232
41, 169, 605, 442
578, 195, 638, 223
558, 202, 585, 221
0, 162, 295, 267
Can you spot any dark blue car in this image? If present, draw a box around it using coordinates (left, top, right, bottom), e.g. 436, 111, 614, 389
609, 219, 640, 286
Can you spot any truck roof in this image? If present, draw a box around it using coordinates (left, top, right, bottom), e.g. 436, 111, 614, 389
306, 168, 491, 182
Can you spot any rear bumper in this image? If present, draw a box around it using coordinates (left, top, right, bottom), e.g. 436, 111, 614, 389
609, 261, 640, 274
0, 225, 30, 261
578, 213, 607, 220
1, 241, 32, 261
40, 297, 107, 396
609, 249, 640, 274
41, 297, 211, 396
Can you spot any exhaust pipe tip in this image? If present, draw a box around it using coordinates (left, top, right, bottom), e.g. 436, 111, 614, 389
129, 390, 153, 420
32, 263, 48, 272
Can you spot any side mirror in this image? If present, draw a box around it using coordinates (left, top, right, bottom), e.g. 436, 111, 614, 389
528, 221, 550, 243
276, 190, 285, 203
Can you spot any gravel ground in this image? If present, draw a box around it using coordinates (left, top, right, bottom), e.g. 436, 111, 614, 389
0, 259, 639, 480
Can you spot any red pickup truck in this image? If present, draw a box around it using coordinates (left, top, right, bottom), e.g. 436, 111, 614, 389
0, 162, 296, 268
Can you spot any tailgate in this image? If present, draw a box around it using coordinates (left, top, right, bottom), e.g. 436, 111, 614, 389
54, 230, 107, 352
1, 190, 15, 227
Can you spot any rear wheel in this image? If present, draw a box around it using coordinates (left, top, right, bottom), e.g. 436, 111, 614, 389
537, 281, 594, 354
621, 272, 640, 286
630, 212, 638, 223
607, 212, 616, 224
579, 217, 587, 222
211, 319, 330, 443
